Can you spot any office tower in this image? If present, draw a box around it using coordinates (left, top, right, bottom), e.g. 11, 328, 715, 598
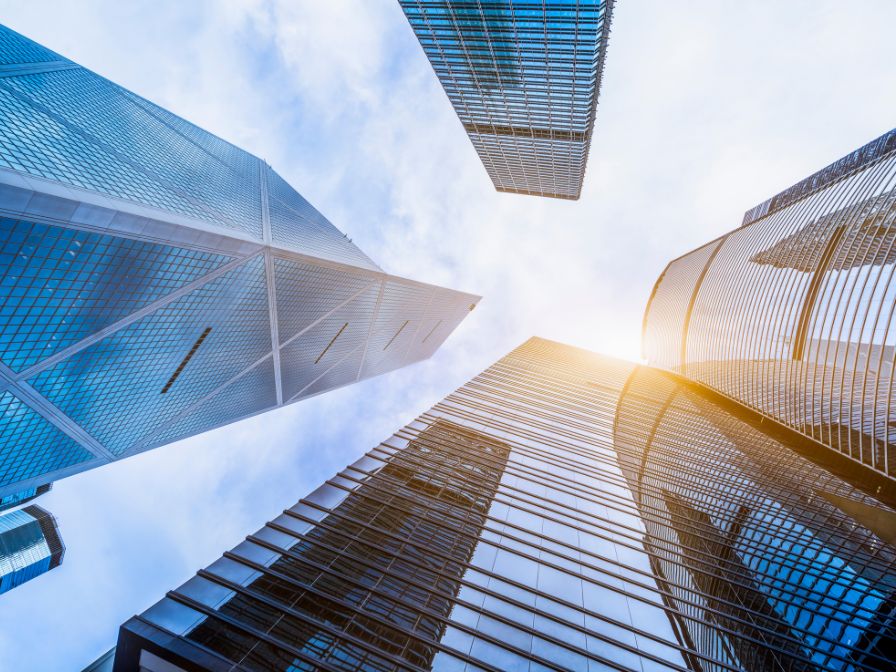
643, 128, 896, 482
616, 365, 896, 671
0, 483, 51, 513
399, 1, 614, 200
0, 25, 478, 501
0, 504, 64, 594
110, 338, 895, 671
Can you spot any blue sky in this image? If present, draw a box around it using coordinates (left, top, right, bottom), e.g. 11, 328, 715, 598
0, 1, 894, 669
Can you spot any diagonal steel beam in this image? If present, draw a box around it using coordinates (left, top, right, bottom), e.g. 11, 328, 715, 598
0, 361, 113, 461
121, 353, 276, 458
259, 165, 283, 404
13, 252, 262, 382
356, 279, 386, 381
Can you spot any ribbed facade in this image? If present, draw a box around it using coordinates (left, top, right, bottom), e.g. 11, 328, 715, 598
399, 1, 614, 200
643, 128, 896, 481
0, 25, 479, 500
615, 366, 896, 671
112, 338, 895, 671
0, 504, 64, 594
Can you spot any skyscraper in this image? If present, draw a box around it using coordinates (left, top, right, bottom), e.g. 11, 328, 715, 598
399, 1, 614, 200
0, 25, 478, 501
0, 504, 64, 594
109, 338, 895, 671
0, 483, 51, 513
643, 127, 896, 482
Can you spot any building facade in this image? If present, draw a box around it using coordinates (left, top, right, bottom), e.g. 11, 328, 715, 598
0, 483, 51, 513
0, 504, 64, 594
0, 25, 478, 500
110, 338, 895, 670
399, 1, 614, 200
615, 366, 896, 671
643, 128, 896, 482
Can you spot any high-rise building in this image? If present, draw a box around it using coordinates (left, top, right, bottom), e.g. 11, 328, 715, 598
0, 25, 479, 501
0, 504, 64, 594
109, 338, 895, 671
643, 127, 896, 482
399, 1, 614, 200
0, 483, 51, 513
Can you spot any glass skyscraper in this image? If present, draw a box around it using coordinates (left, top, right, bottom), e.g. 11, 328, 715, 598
0, 25, 478, 502
109, 338, 895, 671
399, 1, 614, 200
0, 504, 64, 594
643, 128, 896, 482
0, 483, 51, 513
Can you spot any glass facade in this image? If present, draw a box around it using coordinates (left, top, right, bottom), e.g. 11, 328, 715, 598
643, 127, 896, 481
0, 482, 51, 513
0, 504, 64, 594
615, 366, 896, 671
0, 25, 479, 499
112, 337, 895, 670
399, 1, 614, 200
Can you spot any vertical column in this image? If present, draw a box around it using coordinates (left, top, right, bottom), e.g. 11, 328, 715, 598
260, 162, 283, 405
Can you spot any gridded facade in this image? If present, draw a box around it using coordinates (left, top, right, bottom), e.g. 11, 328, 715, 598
111, 338, 895, 670
643, 127, 896, 481
0, 25, 479, 499
399, 1, 614, 200
0, 504, 64, 594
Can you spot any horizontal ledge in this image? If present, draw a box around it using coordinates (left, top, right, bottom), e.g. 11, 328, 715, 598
464, 122, 587, 142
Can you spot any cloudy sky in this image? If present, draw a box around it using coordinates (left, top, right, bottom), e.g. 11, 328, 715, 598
0, 1, 894, 669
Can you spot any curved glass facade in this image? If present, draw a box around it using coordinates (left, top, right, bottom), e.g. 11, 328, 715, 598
643, 128, 896, 480
399, 1, 614, 200
615, 366, 896, 671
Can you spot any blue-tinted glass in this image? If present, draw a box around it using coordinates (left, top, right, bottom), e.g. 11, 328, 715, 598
0, 217, 232, 371
0, 23, 477, 502
267, 166, 379, 270
146, 356, 277, 449
0, 69, 263, 237
0, 25, 63, 65
0, 390, 92, 488
29, 256, 272, 455
0, 508, 51, 593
